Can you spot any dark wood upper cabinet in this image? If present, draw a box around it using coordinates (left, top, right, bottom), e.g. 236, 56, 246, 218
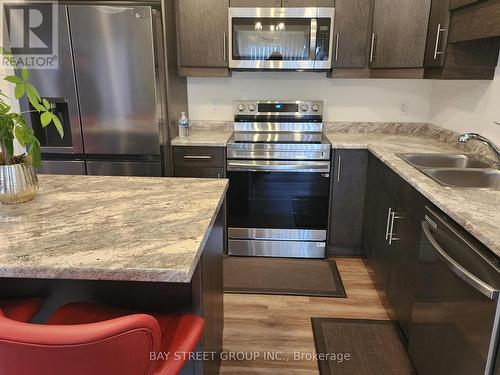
449, 0, 482, 9
370, 0, 432, 68
282, 0, 334, 6
327, 150, 368, 256
230, 0, 280, 6
332, 0, 373, 68
424, 0, 500, 80
448, 0, 500, 43
425, 0, 450, 67
176, 0, 229, 75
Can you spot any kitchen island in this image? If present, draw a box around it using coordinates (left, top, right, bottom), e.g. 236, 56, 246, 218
0, 174, 228, 375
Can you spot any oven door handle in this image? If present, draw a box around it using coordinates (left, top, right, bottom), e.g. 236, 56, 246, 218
227, 160, 330, 173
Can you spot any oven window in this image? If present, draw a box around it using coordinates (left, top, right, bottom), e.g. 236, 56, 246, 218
227, 171, 330, 230
232, 18, 312, 61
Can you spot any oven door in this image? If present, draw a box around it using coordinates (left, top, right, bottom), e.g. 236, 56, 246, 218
227, 160, 330, 257
229, 7, 334, 70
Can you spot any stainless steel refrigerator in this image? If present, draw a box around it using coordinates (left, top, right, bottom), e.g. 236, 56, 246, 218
18, 3, 185, 176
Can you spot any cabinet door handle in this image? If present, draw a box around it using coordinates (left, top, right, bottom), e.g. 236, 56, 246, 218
385, 207, 392, 240
388, 211, 403, 245
335, 33, 339, 62
369, 33, 376, 63
184, 155, 212, 160
336, 154, 342, 182
223, 33, 227, 62
433, 23, 446, 60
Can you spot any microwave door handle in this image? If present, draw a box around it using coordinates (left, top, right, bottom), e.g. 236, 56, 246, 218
310, 19, 318, 60
422, 221, 499, 300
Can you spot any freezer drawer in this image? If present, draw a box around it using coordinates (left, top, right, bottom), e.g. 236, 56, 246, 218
409, 207, 500, 375
38, 160, 86, 175
86, 161, 162, 177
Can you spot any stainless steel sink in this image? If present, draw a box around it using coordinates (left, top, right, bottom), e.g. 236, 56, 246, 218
397, 153, 499, 190
398, 153, 490, 169
422, 169, 500, 190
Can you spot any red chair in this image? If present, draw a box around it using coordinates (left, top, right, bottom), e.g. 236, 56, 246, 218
0, 298, 43, 322
0, 302, 204, 375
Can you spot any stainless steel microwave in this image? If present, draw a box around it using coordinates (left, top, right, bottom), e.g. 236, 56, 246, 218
228, 7, 335, 70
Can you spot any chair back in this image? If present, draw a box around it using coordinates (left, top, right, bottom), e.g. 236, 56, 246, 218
0, 309, 161, 375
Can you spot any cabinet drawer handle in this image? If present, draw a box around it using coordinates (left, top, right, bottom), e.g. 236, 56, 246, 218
335, 33, 339, 62
433, 23, 446, 60
336, 154, 342, 182
385, 207, 392, 240
388, 211, 403, 245
184, 155, 212, 160
223, 33, 227, 62
370, 33, 376, 63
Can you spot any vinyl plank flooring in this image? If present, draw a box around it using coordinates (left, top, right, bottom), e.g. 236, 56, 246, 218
221, 258, 394, 374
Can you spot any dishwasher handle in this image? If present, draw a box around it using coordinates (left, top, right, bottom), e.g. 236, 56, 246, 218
422, 221, 499, 300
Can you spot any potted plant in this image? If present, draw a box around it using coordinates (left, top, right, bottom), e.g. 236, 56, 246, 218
0, 58, 63, 204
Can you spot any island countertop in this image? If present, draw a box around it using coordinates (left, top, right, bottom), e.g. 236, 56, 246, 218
0, 175, 228, 283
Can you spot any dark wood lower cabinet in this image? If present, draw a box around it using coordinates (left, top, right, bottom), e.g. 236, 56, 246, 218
328, 150, 368, 256
173, 146, 226, 178
363, 154, 429, 339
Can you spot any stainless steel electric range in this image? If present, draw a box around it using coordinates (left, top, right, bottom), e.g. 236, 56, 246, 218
226, 100, 331, 258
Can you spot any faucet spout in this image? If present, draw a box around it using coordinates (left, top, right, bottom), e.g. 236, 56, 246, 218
457, 133, 500, 166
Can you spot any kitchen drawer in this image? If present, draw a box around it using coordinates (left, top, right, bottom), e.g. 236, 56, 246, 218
173, 167, 225, 178
173, 146, 225, 168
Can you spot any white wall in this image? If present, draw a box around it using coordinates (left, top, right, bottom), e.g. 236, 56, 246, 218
187, 63, 500, 145
429, 55, 500, 144
187, 72, 433, 123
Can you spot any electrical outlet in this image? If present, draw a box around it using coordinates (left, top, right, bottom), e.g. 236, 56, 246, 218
400, 100, 410, 116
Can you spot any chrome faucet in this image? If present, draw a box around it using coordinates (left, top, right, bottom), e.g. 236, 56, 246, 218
458, 133, 500, 167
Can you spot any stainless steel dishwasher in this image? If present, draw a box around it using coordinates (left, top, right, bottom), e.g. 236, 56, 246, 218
409, 207, 500, 375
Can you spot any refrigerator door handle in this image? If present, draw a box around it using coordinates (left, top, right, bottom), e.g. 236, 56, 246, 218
422, 221, 499, 300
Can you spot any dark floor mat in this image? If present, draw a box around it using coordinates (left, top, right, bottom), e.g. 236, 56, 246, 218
223, 257, 346, 297
311, 318, 415, 375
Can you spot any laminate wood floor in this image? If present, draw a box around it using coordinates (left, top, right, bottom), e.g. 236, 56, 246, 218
220, 257, 394, 374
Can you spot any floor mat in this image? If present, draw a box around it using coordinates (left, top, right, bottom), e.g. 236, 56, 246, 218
311, 318, 415, 375
223, 257, 346, 297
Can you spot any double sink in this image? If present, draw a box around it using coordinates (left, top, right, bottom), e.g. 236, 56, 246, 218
398, 153, 500, 190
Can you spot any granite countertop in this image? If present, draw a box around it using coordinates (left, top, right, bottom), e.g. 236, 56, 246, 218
325, 132, 500, 257
171, 128, 233, 147
0, 175, 228, 283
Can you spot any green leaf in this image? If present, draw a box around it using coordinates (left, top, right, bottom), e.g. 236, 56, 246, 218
25, 84, 41, 108
51, 114, 64, 138
40, 111, 52, 127
4, 75, 22, 84
29, 141, 41, 169
0, 103, 10, 114
14, 83, 25, 99
21, 66, 29, 81
42, 98, 51, 110
14, 126, 27, 146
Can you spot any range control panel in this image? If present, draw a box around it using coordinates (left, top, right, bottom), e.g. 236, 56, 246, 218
234, 101, 323, 116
